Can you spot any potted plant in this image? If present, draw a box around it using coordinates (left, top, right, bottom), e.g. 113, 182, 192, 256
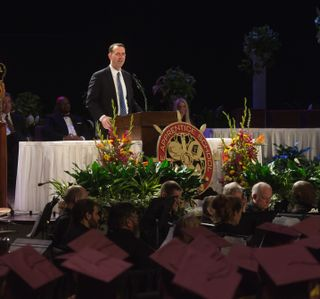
152, 67, 196, 110
14, 91, 42, 128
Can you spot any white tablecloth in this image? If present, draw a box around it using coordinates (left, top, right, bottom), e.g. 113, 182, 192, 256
205, 128, 320, 161
14, 141, 142, 212
14, 138, 261, 212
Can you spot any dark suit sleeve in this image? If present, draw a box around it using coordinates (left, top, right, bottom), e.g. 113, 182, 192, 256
86, 72, 105, 121
42, 115, 66, 140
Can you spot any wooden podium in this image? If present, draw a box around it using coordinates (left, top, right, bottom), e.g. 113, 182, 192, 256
0, 122, 7, 207
115, 111, 178, 157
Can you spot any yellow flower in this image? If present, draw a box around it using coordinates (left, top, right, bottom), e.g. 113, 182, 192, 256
229, 170, 235, 175
104, 154, 110, 161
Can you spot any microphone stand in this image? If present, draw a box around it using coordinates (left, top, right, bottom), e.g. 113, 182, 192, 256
132, 74, 148, 112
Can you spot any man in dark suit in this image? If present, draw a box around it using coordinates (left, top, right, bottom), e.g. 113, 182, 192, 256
1, 92, 28, 190
86, 42, 142, 131
43, 96, 94, 141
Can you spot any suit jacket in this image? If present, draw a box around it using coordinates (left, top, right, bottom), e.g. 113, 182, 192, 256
42, 112, 94, 141
8, 111, 28, 141
86, 66, 142, 121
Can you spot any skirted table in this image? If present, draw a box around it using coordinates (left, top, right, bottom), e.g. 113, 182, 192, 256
14, 138, 261, 212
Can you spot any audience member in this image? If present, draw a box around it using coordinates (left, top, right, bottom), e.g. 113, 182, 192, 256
63, 198, 100, 246
43, 96, 94, 141
173, 213, 200, 243
223, 181, 247, 211
1, 92, 28, 190
247, 182, 273, 212
52, 185, 89, 249
289, 180, 317, 213
239, 182, 276, 240
140, 180, 182, 249
172, 97, 192, 123
211, 195, 243, 235
107, 202, 154, 269
201, 195, 215, 224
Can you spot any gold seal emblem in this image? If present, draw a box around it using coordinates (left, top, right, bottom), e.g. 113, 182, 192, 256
156, 121, 213, 191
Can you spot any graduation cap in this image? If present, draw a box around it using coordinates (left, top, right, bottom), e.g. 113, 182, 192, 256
173, 247, 241, 299
255, 222, 301, 247
0, 260, 9, 278
62, 247, 132, 283
2, 245, 62, 289
292, 215, 320, 237
227, 244, 261, 298
150, 238, 188, 274
67, 229, 128, 260
188, 234, 222, 257
227, 244, 259, 273
254, 244, 320, 286
182, 226, 231, 248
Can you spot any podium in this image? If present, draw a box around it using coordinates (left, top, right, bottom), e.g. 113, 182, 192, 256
115, 111, 178, 157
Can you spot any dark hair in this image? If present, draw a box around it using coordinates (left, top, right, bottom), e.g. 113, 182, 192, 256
213, 195, 242, 223
108, 43, 125, 53
160, 180, 182, 197
108, 202, 137, 231
71, 198, 96, 225
202, 196, 214, 218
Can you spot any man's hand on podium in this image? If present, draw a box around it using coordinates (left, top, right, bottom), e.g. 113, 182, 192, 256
100, 115, 112, 131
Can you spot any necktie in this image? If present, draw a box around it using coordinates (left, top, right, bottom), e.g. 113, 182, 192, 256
5, 114, 15, 133
117, 72, 127, 116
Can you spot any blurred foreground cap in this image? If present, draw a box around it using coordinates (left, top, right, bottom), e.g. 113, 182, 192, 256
0, 260, 9, 278
173, 248, 241, 299
256, 222, 301, 238
150, 238, 187, 273
183, 226, 231, 248
188, 234, 221, 257
294, 236, 320, 250
227, 244, 259, 273
62, 247, 132, 283
254, 244, 320, 286
68, 229, 128, 260
292, 216, 320, 237
2, 245, 62, 289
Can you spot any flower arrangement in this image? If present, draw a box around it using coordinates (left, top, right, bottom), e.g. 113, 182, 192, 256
220, 99, 265, 187
95, 106, 141, 166
239, 25, 281, 74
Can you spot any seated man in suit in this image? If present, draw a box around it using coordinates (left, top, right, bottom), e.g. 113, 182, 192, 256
43, 96, 94, 141
107, 202, 154, 269
63, 198, 100, 247
1, 92, 28, 190
238, 182, 276, 242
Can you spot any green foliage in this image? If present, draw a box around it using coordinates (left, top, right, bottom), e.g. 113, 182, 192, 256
243, 144, 320, 209
239, 25, 281, 74
152, 67, 196, 105
62, 158, 203, 209
14, 91, 42, 117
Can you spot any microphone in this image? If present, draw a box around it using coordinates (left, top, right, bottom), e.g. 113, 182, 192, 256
38, 181, 51, 187
132, 73, 148, 112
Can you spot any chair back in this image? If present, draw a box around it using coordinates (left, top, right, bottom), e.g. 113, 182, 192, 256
27, 196, 59, 238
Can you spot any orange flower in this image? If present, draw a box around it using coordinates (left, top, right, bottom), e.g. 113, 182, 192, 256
255, 134, 265, 144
